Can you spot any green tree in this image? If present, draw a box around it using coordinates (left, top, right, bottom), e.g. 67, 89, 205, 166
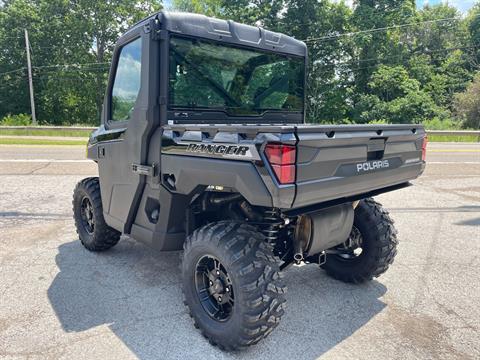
2, 0, 479, 128
411, 4, 471, 109
454, 73, 480, 129
351, 0, 416, 93
172, 0, 283, 28
0, 0, 161, 125
356, 65, 444, 124
280, 0, 352, 123
0, 0, 37, 118
172, 0, 222, 17
70, 1, 161, 120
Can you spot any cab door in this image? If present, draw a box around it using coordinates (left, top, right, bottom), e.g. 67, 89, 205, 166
96, 25, 160, 233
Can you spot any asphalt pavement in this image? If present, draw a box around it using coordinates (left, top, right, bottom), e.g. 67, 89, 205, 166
0, 142, 479, 359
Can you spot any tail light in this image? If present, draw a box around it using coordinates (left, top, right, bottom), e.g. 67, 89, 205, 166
265, 143, 296, 184
422, 136, 428, 161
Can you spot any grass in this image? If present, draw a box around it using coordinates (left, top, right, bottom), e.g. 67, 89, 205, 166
1, 135, 476, 146
0, 138, 87, 146
0, 128, 92, 137
0, 126, 478, 145
427, 135, 479, 142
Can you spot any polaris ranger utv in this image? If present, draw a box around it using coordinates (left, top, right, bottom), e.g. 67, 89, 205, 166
72, 11, 427, 350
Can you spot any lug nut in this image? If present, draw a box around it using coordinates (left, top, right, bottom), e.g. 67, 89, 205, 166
216, 271, 220, 275
209, 280, 213, 286
218, 296, 222, 302
226, 287, 230, 292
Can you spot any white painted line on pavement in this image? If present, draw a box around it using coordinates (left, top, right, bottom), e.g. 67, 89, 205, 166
0, 159, 92, 163
428, 161, 480, 164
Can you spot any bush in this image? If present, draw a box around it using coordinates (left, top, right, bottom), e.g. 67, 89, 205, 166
453, 73, 480, 129
368, 119, 389, 124
422, 117, 460, 130
0, 114, 32, 126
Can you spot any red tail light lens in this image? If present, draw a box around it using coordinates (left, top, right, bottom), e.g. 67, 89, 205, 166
265, 144, 296, 184
270, 164, 295, 184
422, 136, 428, 161
265, 144, 296, 165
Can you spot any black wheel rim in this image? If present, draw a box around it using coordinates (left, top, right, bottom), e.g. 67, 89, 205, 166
334, 226, 364, 261
80, 196, 95, 235
194, 255, 234, 322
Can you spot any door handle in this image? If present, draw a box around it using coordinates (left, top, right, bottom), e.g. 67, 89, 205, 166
98, 146, 106, 158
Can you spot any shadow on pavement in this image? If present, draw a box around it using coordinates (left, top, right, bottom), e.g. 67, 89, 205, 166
389, 205, 480, 213
48, 239, 387, 360
0, 211, 70, 219
456, 217, 480, 226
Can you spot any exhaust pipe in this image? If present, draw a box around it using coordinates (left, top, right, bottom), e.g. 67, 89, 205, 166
293, 215, 311, 264
293, 217, 307, 264
293, 251, 303, 264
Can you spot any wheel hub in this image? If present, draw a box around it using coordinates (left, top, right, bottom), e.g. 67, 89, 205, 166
195, 255, 234, 321
80, 197, 95, 234
335, 226, 364, 260
210, 277, 224, 294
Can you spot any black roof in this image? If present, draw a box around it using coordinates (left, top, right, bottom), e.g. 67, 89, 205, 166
124, 11, 307, 57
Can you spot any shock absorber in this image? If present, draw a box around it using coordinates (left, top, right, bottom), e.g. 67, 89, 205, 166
262, 209, 294, 263
238, 202, 290, 261
262, 209, 282, 244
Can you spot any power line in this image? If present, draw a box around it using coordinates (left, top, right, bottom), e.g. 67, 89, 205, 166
0, 67, 26, 76
0, 73, 27, 82
317, 54, 467, 76
1, 62, 108, 77
32, 61, 110, 69
0, 35, 23, 40
34, 70, 109, 75
301, 15, 470, 43
33, 68, 110, 76
313, 44, 480, 70
34, 65, 109, 71
306, 45, 479, 86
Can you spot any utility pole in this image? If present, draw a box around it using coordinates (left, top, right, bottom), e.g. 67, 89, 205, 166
24, 29, 37, 125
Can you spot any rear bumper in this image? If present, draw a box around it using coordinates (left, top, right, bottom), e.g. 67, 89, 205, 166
292, 162, 425, 209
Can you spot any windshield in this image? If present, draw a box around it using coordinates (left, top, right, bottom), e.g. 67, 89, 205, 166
168, 36, 305, 116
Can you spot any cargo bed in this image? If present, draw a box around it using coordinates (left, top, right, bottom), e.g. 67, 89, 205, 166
291, 124, 426, 208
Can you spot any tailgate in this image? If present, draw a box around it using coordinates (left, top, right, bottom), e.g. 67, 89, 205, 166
293, 124, 426, 208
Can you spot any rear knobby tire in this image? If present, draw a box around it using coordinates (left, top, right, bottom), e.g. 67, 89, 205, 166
322, 198, 398, 283
72, 177, 121, 251
182, 221, 286, 351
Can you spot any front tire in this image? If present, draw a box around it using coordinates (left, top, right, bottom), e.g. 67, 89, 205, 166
72, 177, 121, 251
182, 221, 286, 351
322, 198, 398, 283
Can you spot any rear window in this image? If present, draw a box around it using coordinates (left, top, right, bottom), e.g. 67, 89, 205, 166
168, 36, 305, 116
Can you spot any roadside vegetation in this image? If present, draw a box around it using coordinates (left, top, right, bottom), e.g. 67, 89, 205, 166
1, 0, 480, 133
0, 127, 91, 138
0, 127, 476, 145
427, 135, 479, 142
0, 138, 87, 146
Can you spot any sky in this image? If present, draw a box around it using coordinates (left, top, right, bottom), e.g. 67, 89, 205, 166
163, 1, 478, 14
416, 0, 477, 13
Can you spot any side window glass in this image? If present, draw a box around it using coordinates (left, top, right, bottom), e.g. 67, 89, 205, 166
111, 38, 142, 121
